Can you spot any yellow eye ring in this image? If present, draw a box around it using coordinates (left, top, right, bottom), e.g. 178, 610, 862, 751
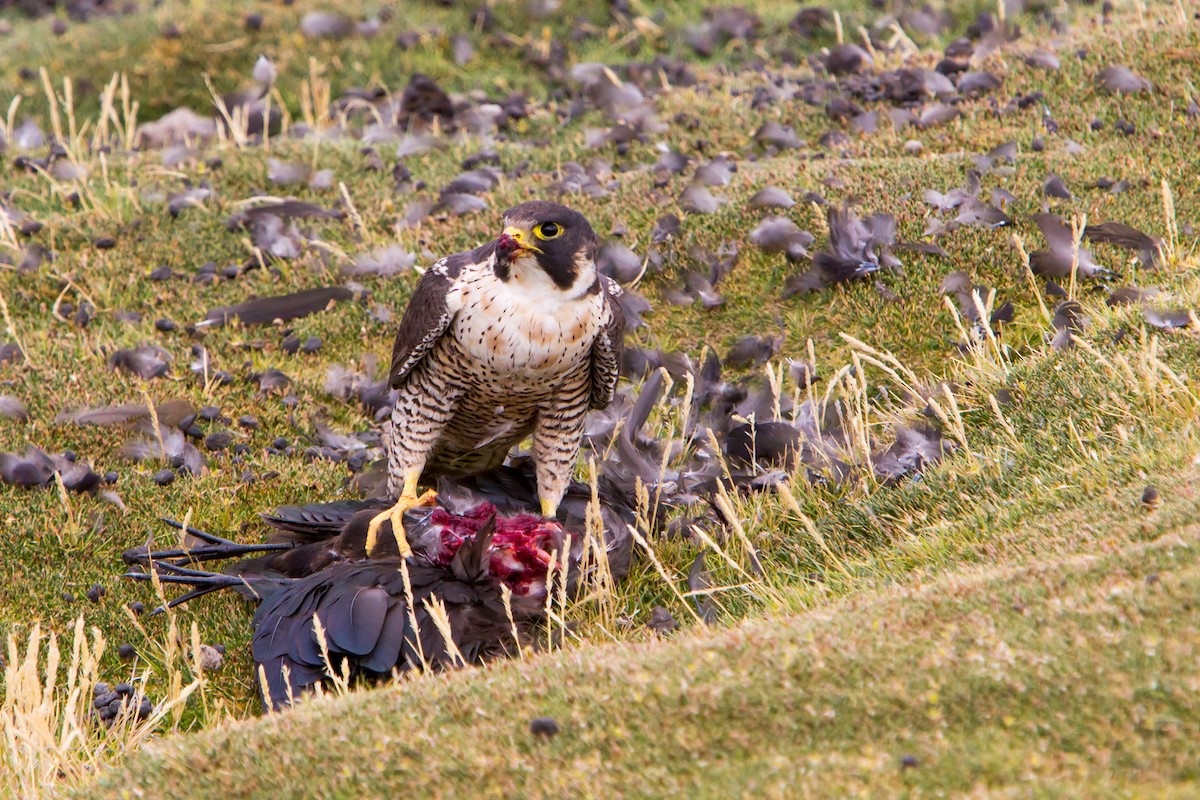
533, 222, 563, 240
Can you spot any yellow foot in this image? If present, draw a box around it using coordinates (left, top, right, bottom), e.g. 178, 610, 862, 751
364, 489, 438, 558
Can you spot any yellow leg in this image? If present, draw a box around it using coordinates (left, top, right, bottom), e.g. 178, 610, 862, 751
365, 469, 437, 558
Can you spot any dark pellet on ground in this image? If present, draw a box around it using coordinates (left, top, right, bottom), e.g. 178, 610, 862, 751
204, 431, 234, 451
86, 584, 105, 603
152, 469, 176, 486
530, 717, 560, 737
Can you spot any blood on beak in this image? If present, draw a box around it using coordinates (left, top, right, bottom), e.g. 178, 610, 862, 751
498, 232, 520, 255
499, 225, 542, 255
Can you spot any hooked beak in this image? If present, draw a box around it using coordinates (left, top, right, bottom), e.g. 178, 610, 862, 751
498, 225, 543, 258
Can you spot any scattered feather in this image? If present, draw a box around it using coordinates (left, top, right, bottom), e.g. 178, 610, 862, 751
688, 553, 718, 624
597, 243, 643, 284
252, 368, 292, 395
749, 186, 795, 209
749, 216, 813, 260
651, 214, 681, 243
1030, 214, 1112, 279
252, 55, 278, 86
345, 246, 417, 277
692, 158, 735, 187
108, 346, 171, 380
120, 425, 206, 476
754, 121, 802, 150
1025, 49, 1061, 70
680, 185, 724, 214
1084, 222, 1162, 268
1043, 173, 1073, 200
1051, 300, 1088, 350
1099, 65, 1153, 94
726, 334, 783, 369
873, 426, 946, 484
200, 287, 357, 328
1143, 306, 1195, 330
812, 205, 900, 284
301, 11, 354, 39
823, 44, 871, 75
167, 185, 213, 217
0, 396, 28, 421
56, 400, 194, 428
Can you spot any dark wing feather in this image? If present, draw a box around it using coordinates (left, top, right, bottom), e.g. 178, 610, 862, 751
389, 261, 457, 389
390, 246, 489, 389
260, 499, 388, 541
357, 600, 411, 674
325, 585, 389, 656
589, 277, 625, 410
201, 287, 355, 328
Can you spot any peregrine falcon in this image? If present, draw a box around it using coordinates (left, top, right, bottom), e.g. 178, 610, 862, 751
367, 201, 624, 553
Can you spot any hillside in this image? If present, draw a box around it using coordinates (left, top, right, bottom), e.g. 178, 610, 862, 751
0, 0, 1197, 796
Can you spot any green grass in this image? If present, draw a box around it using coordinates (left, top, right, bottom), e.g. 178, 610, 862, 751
82, 514, 1200, 799
1, 0, 1199, 796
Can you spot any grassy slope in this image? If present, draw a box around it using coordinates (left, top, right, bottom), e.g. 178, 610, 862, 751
85, 516, 1200, 799
0, 0, 1197, 795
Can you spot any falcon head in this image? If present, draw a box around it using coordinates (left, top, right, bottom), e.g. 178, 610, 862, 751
494, 201, 598, 292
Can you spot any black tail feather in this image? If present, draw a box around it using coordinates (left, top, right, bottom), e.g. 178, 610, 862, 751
122, 519, 294, 568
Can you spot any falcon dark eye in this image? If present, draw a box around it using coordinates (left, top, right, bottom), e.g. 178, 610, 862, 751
534, 221, 562, 240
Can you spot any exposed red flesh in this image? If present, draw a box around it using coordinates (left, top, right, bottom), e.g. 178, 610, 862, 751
427, 504, 561, 597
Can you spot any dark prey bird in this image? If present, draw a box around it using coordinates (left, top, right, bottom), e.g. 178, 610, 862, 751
371, 201, 625, 557
124, 464, 635, 709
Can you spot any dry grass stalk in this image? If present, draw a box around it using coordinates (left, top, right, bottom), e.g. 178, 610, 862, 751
628, 524, 703, 624
1012, 233, 1053, 324
2, 618, 202, 799
421, 596, 467, 668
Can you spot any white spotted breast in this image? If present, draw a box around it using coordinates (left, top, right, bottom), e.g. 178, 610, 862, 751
449, 262, 604, 377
